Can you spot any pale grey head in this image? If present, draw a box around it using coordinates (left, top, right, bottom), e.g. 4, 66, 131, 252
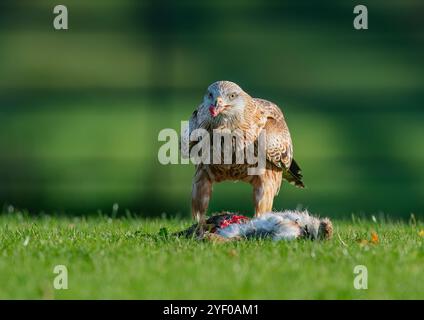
203, 81, 250, 123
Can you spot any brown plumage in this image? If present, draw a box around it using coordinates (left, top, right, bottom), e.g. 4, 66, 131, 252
184, 81, 304, 223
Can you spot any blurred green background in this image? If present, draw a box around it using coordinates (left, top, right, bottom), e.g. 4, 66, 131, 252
0, 0, 423, 218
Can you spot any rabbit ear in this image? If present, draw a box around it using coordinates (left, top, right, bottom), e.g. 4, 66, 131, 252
319, 218, 333, 240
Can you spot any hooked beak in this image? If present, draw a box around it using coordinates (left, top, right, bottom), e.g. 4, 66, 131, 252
209, 97, 225, 117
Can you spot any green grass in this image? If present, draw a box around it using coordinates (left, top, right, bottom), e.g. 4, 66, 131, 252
0, 212, 423, 299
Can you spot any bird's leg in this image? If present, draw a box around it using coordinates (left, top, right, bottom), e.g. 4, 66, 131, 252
192, 170, 212, 235
252, 176, 274, 217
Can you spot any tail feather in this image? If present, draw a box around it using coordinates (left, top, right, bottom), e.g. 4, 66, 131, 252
283, 159, 305, 188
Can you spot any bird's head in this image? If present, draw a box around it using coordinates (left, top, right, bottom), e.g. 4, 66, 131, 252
203, 81, 249, 122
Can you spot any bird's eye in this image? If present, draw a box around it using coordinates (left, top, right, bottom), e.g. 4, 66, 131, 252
208, 92, 213, 99
229, 93, 237, 100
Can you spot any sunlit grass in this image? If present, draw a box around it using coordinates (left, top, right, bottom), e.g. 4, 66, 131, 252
0, 213, 423, 299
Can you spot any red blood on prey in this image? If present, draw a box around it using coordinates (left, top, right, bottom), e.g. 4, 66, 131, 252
219, 215, 249, 229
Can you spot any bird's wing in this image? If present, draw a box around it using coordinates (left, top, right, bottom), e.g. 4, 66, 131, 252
254, 98, 292, 168
254, 98, 305, 188
181, 103, 208, 158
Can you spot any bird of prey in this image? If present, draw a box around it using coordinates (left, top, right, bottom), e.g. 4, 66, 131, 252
184, 80, 304, 223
